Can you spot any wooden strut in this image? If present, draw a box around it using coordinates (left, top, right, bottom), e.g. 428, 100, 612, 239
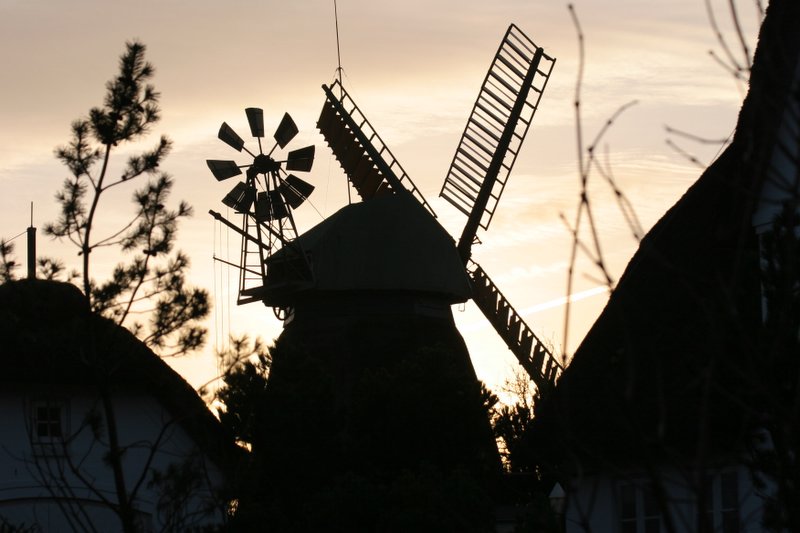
209, 208, 308, 267
209, 209, 286, 250
212, 254, 263, 278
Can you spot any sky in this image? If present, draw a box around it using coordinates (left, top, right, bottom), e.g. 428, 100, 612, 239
0, 0, 761, 396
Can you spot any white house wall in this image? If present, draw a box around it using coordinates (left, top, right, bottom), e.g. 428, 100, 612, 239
0, 384, 227, 532
564, 464, 764, 533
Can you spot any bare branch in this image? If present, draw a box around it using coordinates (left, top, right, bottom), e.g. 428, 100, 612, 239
705, 0, 744, 75
729, 0, 753, 72
665, 125, 730, 145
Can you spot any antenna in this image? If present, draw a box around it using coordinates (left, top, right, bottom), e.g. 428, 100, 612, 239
334, 0, 343, 89
332, 0, 352, 205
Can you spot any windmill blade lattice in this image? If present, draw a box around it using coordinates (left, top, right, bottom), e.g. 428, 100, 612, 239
318, 81, 436, 217
207, 108, 316, 307
468, 261, 563, 393
440, 24, 555, 263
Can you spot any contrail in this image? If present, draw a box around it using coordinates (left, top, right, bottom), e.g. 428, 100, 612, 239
459, 286, 608, 332
517, 286, 608, 316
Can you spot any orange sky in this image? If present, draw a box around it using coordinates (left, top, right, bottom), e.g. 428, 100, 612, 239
0, 0, 759, 395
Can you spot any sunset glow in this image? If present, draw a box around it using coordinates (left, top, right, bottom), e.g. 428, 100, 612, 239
0, 0, 757, 393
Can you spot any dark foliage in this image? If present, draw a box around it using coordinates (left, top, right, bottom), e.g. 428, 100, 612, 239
0, 240, 16, 282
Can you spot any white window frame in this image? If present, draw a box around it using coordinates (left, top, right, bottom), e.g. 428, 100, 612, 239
698, 470, 740, 533
29, 398, 69, 456
618, 480, 662, 533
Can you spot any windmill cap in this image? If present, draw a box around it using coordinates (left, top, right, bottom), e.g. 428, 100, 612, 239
270, 194, 471, 303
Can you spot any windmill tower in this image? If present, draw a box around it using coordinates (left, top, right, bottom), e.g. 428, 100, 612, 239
207, 24, 559, 526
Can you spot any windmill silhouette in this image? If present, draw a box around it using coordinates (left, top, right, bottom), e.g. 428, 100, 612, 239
207, 25, 559, 521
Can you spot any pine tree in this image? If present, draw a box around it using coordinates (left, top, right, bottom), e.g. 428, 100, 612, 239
46, 40, 208, 357
32, 41, 213, 532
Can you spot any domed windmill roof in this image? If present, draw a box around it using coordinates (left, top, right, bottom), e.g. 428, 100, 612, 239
268, 193, 472, 304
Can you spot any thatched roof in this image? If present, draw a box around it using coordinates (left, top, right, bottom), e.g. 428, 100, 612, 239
0, 279, 236, 469
533, 0, 800, 469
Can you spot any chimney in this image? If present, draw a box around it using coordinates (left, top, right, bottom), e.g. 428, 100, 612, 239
27, 226, 36, 279
27, 203, 36, 279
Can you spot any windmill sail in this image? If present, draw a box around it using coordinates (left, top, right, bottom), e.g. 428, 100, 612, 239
469, 261, 563, 393
440, 24, 555, 261
318, 81, 436, 217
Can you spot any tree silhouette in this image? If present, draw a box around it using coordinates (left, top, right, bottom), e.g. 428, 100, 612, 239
0, 239, 17, 282
45, 40, 208, 358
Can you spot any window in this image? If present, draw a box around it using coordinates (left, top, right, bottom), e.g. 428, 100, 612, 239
619, 482, 661, 533
30, 399, 68, 455
35, 403, 63, 440
719, 471, 740, 533
756, 212, 800, 326
699, 470, 740, 533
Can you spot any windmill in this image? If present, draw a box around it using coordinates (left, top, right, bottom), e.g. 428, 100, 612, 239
206, 108, 316, 313
315, 24, 563, 397
209, 24, 562, 525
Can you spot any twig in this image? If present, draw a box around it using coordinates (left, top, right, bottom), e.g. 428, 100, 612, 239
729, 0, 752, 72
564, 4, 586, 359
705, 0, 743, 75
666, 138, 706, 168
665, 125, 729, 145
563, 5, 634, 358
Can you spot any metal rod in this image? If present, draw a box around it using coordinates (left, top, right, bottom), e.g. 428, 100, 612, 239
212, 254, 262, 277
208, 210, 287, 249
334, 0, 343, 91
